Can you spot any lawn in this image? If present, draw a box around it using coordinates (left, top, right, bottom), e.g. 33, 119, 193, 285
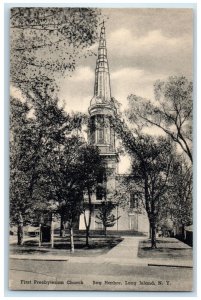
10, 236, 123, 257
138, 238, 192, 260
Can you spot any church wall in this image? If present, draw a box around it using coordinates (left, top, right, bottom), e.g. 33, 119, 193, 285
79, 206, 149, 234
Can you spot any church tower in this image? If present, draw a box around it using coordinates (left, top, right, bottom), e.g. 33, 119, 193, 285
79, 23, 149, 234
88, 22, 118, 201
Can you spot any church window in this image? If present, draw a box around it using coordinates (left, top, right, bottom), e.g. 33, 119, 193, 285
105, 127, 110, 144
130, 193, 138, 209
97, 127, 104, 144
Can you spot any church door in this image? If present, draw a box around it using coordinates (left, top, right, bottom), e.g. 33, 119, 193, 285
129, 215, 138, 231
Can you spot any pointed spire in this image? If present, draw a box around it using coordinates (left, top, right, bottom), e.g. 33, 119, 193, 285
90, 22, 112, 106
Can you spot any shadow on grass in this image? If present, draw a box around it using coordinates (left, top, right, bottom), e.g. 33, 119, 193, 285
154, 240, 179, 244
138, 239, 192, 260
12, 249, 50, 255
142, 247, 191, 251
10, 237, 123, 256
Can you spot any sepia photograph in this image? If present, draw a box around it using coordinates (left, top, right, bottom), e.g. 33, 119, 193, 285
9, 7, 193, 291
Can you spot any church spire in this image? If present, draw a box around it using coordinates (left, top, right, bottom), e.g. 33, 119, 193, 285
90, 22, 112, 106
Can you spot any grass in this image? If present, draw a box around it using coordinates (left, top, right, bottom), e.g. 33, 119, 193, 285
10, 236, 123, 257
138, 238, 192, 260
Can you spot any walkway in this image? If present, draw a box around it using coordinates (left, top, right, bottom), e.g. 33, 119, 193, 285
101, 236, 145, 265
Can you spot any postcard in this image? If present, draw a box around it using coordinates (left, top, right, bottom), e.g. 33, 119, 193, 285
9, 7, 193, 291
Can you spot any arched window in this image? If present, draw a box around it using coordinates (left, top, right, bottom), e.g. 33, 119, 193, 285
98, 128, 104, 143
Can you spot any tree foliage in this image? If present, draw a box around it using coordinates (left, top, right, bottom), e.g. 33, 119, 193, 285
9, 86, 82, 244
10, 7, 101, 91
126, 76, 193, 162
10, 85, 106, 250
10, 98, 34, 235
168, 155, 192, 230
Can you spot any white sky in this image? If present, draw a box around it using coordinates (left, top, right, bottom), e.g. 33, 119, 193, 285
57, 8, 193, 114
56, 8, 193, 173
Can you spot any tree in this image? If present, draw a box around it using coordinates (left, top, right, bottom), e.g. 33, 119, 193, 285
46, 137, 104, 252
95, 201, 120, 236
10, 7, 101, 92
126, 76, 193, 163
113, 116, 174, 248
76, 145, 104, 247
47, 135, 86, 253
9, 97, 36, 245
10, 82, 104, 250
9, 87, 82, 245
59, 189, 83, 253
168, 155, 192, 239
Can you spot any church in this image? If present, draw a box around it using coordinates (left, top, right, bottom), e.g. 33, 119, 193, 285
79, 23, 149, 234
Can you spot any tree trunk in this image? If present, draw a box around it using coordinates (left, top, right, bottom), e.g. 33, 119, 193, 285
151, 224, 157, 248
38, 223, 42, 247
60, 214, 63, 237
17, 213, 24, 245
51, 219, 54, 248
70, 226, 74, 253
86, 225, 90, 247
60, 216, 65, 237
149, 222, 152, 239
84, 187, 93, 247
104, 226, 107, 237
181, 223, 185, 241
85, 214, 92, 247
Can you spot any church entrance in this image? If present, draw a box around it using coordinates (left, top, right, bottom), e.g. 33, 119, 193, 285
129, 215, 138, 231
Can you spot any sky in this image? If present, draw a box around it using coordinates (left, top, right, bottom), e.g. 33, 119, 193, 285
58, 8, 193, 114
56, 8, 193, 173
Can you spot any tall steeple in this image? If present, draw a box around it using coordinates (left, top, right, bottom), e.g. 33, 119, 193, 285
89, 22, 115, 113
87, 23, 118, 204
88, 23, 117, 154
